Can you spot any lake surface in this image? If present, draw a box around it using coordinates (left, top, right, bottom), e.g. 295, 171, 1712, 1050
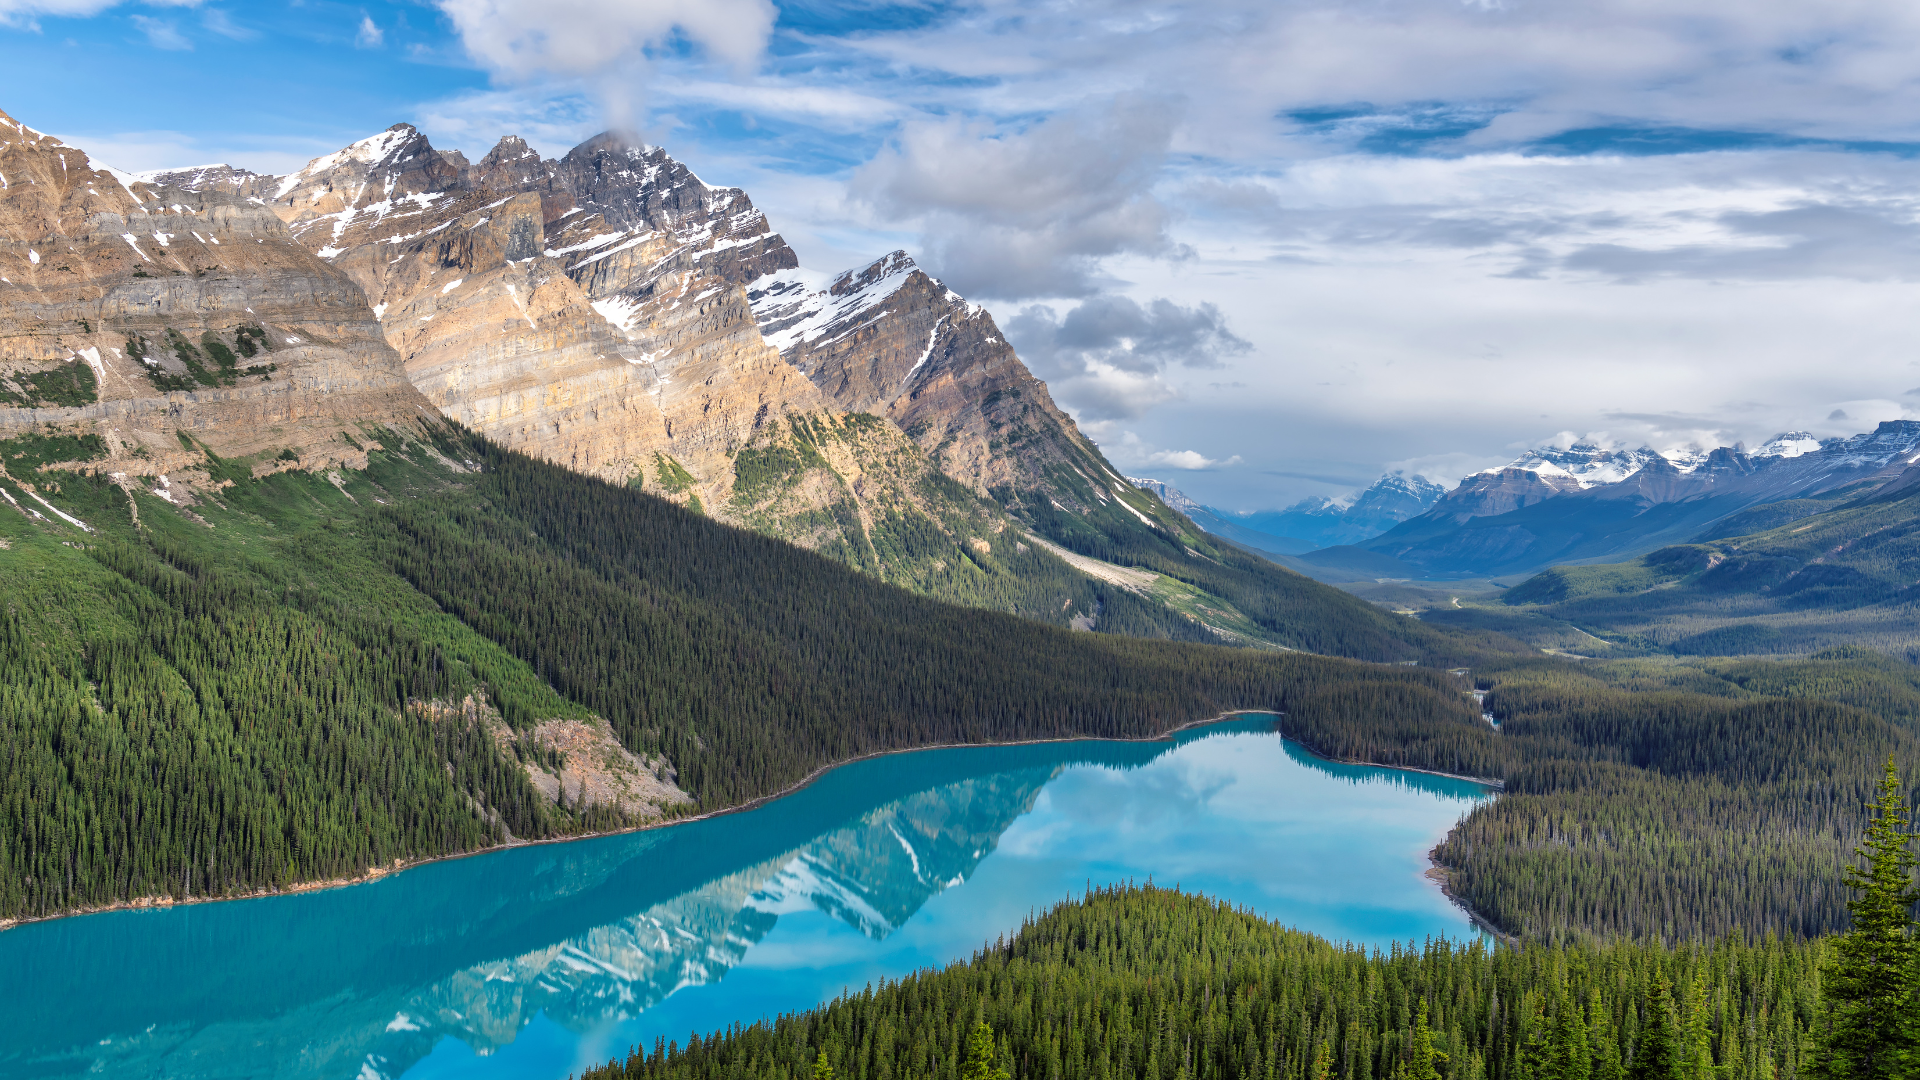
0, 719, 1491, 1080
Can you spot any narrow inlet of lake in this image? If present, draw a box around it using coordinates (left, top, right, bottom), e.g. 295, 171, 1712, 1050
0, 718, 1493, 1080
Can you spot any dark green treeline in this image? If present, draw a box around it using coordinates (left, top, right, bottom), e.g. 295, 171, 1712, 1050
580, 885, 1826, 1080
1281, 658, 1920, 943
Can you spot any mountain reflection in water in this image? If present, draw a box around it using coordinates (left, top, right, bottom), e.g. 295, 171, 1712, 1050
0, 719, 1491, 1080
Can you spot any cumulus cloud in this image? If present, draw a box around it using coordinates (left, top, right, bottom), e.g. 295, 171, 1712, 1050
434, 0, 776, 129
851, 99, 1183, 299
354, 15, 382, 48
1004, 295, 1250, 420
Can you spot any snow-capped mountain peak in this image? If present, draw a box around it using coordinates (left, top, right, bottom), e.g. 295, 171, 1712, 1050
1490, 442, 1660, 488
1751, 431, 1822, 459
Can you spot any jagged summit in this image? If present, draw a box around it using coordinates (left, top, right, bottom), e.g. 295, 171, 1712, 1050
746, 247, 1117, 514
1482, 442, 1662, 487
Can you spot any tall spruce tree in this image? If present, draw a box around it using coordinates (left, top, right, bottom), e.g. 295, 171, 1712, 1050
1555, 983, 1594, 1080
1630, 975, 1682, 1080
962, 1022, 1010, 1080
1409, 1001, 1448, 1080
1678, 971, 1716, 1080
1588, 987, 1625, 1080
1814, 756, 1919, 1080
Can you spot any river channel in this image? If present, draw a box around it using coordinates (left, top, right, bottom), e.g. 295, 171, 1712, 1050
0, 718, 1492, 1079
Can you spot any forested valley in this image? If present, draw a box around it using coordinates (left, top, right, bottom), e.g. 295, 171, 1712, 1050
0, 420, 1493, 921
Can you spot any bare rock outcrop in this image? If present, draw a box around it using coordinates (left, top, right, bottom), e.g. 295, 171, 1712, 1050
0, 108, 436, 496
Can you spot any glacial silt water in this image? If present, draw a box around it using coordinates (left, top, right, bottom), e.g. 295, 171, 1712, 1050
0, 719, 1491, 1079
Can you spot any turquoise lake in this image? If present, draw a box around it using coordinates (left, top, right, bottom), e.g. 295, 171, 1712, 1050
0, 719, 1492, 1079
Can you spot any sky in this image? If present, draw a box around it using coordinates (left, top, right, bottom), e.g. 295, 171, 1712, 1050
7, 0, 1920, 511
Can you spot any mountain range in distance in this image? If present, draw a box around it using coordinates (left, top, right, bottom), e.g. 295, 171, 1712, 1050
1140, 423, 1920, 590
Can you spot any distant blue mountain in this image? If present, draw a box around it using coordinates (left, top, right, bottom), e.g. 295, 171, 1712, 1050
1129, 474, 1446, 554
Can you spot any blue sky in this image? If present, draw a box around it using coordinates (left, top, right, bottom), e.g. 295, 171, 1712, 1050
9, 0, 1920, 509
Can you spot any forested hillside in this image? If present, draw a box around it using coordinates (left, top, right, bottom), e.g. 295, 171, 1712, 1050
1495, 482, 1920, 659
1284, 653, 1920, 943
582, 884, 1832, 1080
0, 419, 1489, 921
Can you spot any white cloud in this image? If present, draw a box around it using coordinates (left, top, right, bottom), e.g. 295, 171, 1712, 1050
434, 0, 777, 129
198, 6, 249, 39
851, 99, 1182, 299
0, 0, 194, 28
1093, 430, 1243, 471
1003, 295, 1250, 420
354, 15, 382, 48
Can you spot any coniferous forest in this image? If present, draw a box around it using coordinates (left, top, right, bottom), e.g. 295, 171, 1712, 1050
579, 879, 1912, 1080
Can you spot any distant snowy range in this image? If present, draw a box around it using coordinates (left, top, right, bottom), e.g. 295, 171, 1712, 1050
1130, 422, 1920, 581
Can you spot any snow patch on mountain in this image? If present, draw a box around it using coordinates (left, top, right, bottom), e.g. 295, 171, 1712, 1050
750, 255, 917, 356
1128, 477, 1204, 517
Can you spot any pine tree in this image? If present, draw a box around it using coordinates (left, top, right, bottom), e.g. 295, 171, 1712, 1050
1555, 986, 1593, 1080
1630, 976, 1681, 1080
963, 1021, 1010, 1080
1311, 1040, 1333, 1080
1408, 1002, 1448, 1080
1588, 988, 1625, 1080
1521, 995, 1554, 1080
1815, 755, 1920, 1080
814, 1051, 835, 1080
1678, 971, 1716, 1080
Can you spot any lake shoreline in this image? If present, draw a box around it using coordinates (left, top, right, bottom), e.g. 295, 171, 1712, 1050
3, 710, 1509, 936
0, 708, 1285, 933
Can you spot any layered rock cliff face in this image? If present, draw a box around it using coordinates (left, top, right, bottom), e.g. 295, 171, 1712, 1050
0, 109, 434, 505
145, 127, 1018, 564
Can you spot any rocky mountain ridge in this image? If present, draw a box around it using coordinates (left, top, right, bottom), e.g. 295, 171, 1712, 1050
119, 120, 1427, 657
144, 126, 1011, 565
138, 121, 1267, 637
747, 251, 1118, 517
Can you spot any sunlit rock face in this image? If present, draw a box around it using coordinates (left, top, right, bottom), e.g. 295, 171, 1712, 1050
0, 108, 435, 499
145, 129, 1019, 560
